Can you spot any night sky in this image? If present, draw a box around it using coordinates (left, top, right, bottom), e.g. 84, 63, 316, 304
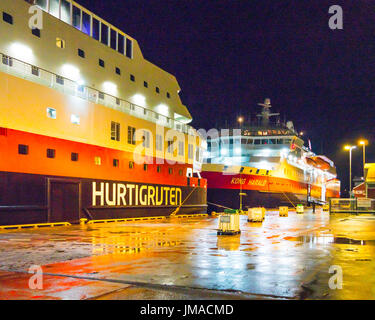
76, 0, 375, 193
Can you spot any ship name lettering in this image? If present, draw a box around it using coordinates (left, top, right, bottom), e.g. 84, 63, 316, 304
92, 182, 181, 207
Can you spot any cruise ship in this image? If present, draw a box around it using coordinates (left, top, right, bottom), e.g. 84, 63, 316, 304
0, 0, 207, 225
201, 99, 340, 212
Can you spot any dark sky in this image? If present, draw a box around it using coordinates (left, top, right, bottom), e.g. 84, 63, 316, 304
76, 0, 375, 192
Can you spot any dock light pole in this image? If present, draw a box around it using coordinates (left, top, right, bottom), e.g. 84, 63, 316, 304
344, 145, 356, 195
237, 116, 244, 212
359, 140, 367, 180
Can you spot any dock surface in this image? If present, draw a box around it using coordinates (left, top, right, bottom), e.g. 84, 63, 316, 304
0, 209, 374, 300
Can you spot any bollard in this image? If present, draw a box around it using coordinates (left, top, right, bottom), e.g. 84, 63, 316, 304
279, 206, 289, 217
80, 218, 88, 225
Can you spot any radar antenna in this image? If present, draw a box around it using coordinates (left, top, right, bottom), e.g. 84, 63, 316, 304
256, 98, 280, 126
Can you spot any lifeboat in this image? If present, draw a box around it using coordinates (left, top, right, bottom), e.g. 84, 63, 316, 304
305, 156, 331, 170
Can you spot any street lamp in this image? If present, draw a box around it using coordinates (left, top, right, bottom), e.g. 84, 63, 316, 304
358, 140, 367, 180
344, 145, 356, 195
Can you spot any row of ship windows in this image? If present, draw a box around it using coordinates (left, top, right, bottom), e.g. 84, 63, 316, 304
46, 108, 197, 159
17, 144, 185, 175
32, 0, 133, 58
208, 138, 292, 148
2, 10, 172, 99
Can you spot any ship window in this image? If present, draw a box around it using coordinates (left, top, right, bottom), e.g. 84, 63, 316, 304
179, 169, 183, 176
117, 34, 125, 54
128, 126, 136, 145
56, 38, 65, 49
157, 165, 162, 173
49, 0, 59, 18
111, 121, 120, 141
130, 74, 135, 82
144, 164, 148, 171
116, 98, 120, 105
156, 134, 163, 151
78, 48, 85, 58
2, 12, 13, 25
188, 144, 194, 159
155, 87, 160, 94
277, 139, 283, 144
101, 23, 109, 46
0, 127, 7, 136
82, 12, 90, 36
2, 55, 13, 66
92, 18, 100, 40
167, 140, 173, 154
99, 59, 105, 68
178, 141, 184, 156
71, 152, 79, 161
32, 28, 41, 38
94, 156, 101, 165
269, 139, 276, 144
142, 131, 151, 148
71, 114, 80, 125
126, 38, 133, 58
247, 139, 253, 144
110, 29, 117, 50
144, 81, 148, 88
47, 149, 55, 159
18, 144, 29, 155
61, 0, 71, 24
262, 139, 268, 144
35, 0, 47, 11
77, 85, 85, 93
169, 168, 173, 175
167, 92, 170, 98
46, 107, 56, 119
98, 92, 104, 100
115, 67, 121, 75
56, 75, 64, 85
256, 169, 260, 174
113, 159, 119, 167
254, 139, 261, 145
73, 6, 81, 30
31, 66, 39, 76
129, 161, 134, 169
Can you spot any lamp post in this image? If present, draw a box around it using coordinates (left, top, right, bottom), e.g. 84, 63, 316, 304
237, 116, 244, 212
344, 145, 356, 196
359, 140, 367, 180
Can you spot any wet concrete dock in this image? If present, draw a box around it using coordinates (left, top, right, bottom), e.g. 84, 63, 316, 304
0, 209, 374, 300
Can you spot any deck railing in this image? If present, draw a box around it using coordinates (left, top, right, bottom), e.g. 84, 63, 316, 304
0, 53, 196, 135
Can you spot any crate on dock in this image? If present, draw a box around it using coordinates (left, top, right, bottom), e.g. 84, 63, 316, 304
279, 206, 289, 217
217, 212, 241, 235
296, 204, 304, 214
248, 207, 265, 222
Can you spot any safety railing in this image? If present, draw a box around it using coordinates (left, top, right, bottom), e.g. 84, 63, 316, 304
0, 53, 196, 135
329, 198, 375, 214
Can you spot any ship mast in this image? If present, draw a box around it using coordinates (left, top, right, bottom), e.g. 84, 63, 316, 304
256, 98, 280, 126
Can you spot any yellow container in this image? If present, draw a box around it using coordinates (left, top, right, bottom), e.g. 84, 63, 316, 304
248, 207, 265, 222
218, 213, 241, 235
279, 206, 289, 217
296, 205, 304, 214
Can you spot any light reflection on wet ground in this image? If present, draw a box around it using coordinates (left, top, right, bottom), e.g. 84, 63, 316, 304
0, 209, 374, 300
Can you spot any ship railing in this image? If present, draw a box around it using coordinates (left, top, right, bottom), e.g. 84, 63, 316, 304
0, 53, 194, 135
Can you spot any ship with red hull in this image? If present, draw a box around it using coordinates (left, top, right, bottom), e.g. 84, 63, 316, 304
0, 0, 207, 225
201, 99, 340, 212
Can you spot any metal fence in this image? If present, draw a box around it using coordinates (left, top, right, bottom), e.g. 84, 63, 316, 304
329, 198, 375, 214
